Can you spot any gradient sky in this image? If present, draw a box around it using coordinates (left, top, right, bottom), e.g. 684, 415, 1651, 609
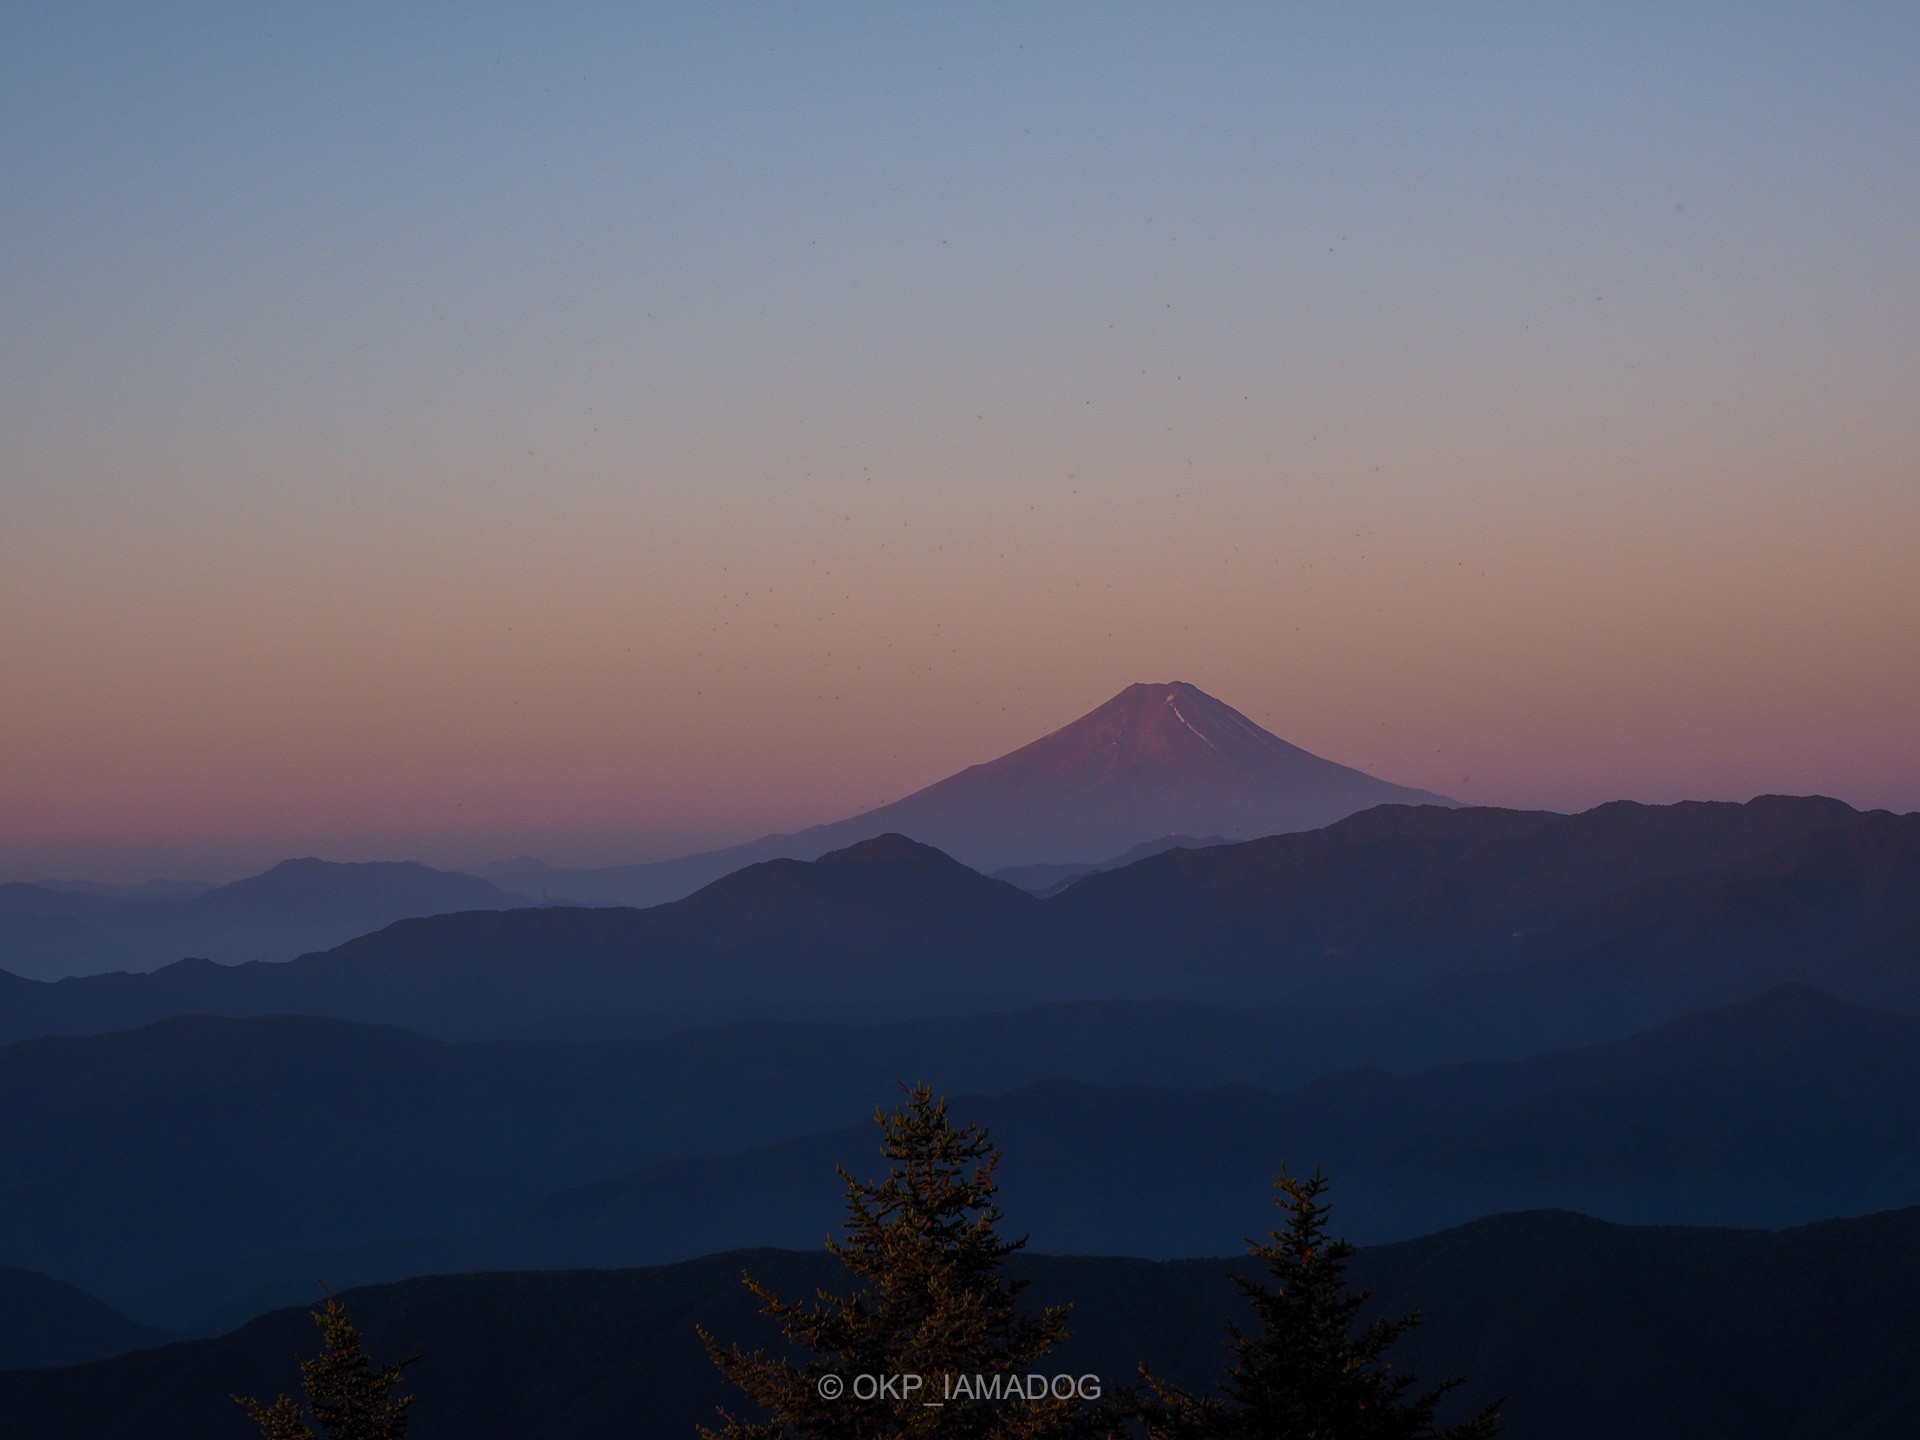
3, 3, 1917, 881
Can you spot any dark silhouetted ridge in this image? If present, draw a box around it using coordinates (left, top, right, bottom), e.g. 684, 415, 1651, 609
6, 1209, 1920, 1437
0, 1268, 171, 1370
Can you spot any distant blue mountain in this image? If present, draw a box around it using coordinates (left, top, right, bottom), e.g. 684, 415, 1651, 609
0, 793, 1910, 1041
4, 982, 1917, 1331
0, 859, 524, 980
361, 983, 1920, 1282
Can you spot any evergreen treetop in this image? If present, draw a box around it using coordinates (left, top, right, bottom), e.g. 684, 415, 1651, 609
234, 1295, 416, 1440
1137, 1167, 1500, 1440
700, 1083, 1099, 1438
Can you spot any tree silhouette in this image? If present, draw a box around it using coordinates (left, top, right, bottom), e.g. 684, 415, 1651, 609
234, 1295, 416, 1440
1137, 1167, 1499, 1439
700, 1083, 1099, 1438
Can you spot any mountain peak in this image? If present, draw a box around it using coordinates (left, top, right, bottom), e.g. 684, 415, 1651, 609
834, 682, 1455, 869
814, 833, 955, 868
204, 858, 509, 913
964, 681, 1347, 792
522, 681, 1460, 903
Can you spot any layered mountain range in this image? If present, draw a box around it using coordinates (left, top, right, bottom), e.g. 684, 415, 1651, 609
0, 682, 1451, 974
514, 681, 1454, 905
5, 982, 1918, 1331
0, 860, 521, 980
1, 680, 1912, 1434
1, 793, 1910, 1045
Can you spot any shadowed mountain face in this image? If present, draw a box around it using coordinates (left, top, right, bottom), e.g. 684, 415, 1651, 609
0, 1269, 170, 1371
350, 985, 1920, 1289
0, 795, 1912, 1044
0, 992, 1575, 1319
7, 984, 1919, 1331
5, 1209, 1920, 1440
531, 682, 1453, 904
0, 860, 523, 980
1045, 792, 1893, 1006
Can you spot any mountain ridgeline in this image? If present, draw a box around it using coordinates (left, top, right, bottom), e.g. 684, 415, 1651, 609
4, 982, 1917, 1332
0, 859, 523, 981
0, 793, 1913, 1046
6, 1207, 1920, 1439
505, 681, 1456, 905
0, 1269, 170, 1371
0, 681, 1446, 975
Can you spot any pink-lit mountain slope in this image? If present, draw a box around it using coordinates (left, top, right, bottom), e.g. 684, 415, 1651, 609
537, 683, 1453, 905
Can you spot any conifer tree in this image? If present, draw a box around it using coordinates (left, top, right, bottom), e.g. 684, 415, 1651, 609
234, 1295, 416, 1440
1136, 1167, 1499, 1440
700, 1083, 1098, 1438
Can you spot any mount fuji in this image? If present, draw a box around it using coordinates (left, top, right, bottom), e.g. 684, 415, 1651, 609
536, 682, 1453, 906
